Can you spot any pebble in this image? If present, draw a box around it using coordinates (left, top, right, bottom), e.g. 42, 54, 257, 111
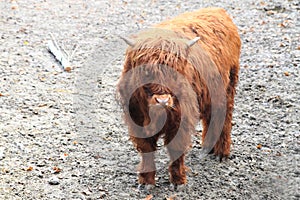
118, 192, 130, 198
48, 177, 60, 185
0, 148, 5, 160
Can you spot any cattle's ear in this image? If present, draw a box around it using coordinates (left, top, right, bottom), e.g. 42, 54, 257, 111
119, 35, 135, 47
186, 37, 200, 48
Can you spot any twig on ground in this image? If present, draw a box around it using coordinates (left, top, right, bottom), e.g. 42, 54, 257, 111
47, 33, 73, 72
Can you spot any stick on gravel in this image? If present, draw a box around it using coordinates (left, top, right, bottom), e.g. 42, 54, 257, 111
47, 33, 71, 71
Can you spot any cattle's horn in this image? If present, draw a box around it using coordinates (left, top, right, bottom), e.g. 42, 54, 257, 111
186, 37, 200, 48
119, 36, 135, 47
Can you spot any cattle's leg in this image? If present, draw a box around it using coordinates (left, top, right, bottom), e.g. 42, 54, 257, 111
131, 136, 158, 186
167, 149, 186, 185
213, 108, 232, 159
165, 130, 190, 185
201, 106, 231, 160
202, 67, 238, 160
201, 116, 213, 154
214, 67, 238, 159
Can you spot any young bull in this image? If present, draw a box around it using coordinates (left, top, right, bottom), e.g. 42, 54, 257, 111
117, 7, 241, 189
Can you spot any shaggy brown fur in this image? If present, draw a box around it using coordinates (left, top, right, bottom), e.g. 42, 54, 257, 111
117, 7, 241, 186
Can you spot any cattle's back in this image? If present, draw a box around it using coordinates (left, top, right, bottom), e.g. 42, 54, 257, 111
155, 7, 241, 87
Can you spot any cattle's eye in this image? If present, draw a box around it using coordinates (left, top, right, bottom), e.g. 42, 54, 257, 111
144, 87, 153, 96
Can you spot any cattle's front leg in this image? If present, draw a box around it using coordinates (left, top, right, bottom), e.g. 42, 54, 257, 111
131, 136, 158, 186
138, 152, 156, 186
167, 151, 186, 185
165, 130, 190, 186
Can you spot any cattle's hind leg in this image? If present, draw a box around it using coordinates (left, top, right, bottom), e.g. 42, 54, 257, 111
213, 67, 239, 159
214, 67, 239, 159
201, 103, 232, 160
202, 67, 239, 160
213, 111, 232, 160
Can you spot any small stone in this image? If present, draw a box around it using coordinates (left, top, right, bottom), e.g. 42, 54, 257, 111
256, 144, 262, 149
118, 192, 130, 197
48, 176, 60, 185
99, 191, 106, 198
284, 71, 290, 76
26, 166, 33, 171
36, 161, 46, 167
11, 4, 18, 10
64, 66, 72, 72
0, 148, 5, 160
276, 152, 282, 156
249, 115, 256, 120
82, 189, 92, 196
37, 171, 44, 178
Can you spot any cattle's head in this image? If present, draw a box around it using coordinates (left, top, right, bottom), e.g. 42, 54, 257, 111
117, 30, 203, 136
119, 31, 200, 112
143, 83, 175, 110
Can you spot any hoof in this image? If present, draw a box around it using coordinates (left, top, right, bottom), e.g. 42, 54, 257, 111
145, 184, 155, 191
215, 154, 229, 162
176, 184, 185, 191
169, 183, 185, 191
138, 184, 143, 190
201, 147, 213, 154
138, 184, 155, 191
169, 183, 175, 191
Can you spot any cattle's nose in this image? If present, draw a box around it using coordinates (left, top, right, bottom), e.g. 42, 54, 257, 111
155, 97, 170, 106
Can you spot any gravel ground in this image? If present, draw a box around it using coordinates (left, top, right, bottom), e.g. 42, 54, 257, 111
0, 0, 299, 199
